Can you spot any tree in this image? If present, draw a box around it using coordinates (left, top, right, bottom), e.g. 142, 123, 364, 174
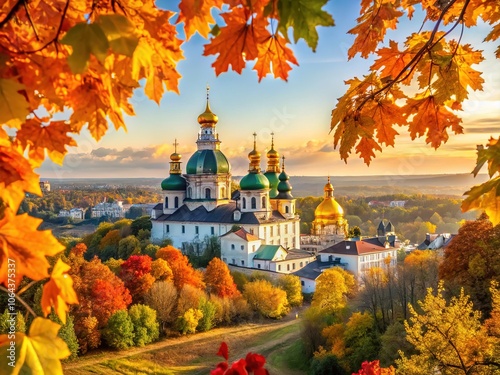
144, 281, 178, 327
439, 216, 500, 317
103, 310, 135, 350
397, 282, 500, 375
177, 308, 204, 335
118, 235, 141, 260
150, 258, 173, 282
277, 274, 303, 307
156, 246, 205, 290
197, 297, 217, 332
348, 226, 362, 239
312, 267, 356, 315
131, 216, 152, 236
120, 255, 155, 302
243, 280, 289, 319
128, 304, 159, 347
177, 284, 206, 316
204, 257, 239, 298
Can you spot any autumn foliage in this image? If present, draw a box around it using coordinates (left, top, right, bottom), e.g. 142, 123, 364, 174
204, 257, 240, 298
156, 246, 205, 290
120, 255, 155, 301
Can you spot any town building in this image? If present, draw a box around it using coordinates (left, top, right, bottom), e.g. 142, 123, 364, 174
151, 89, 302, 258
91, 200, 125, 218
58, 208, 86, 220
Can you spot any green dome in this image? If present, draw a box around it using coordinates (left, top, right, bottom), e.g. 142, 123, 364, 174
161, 174, 187, 190
264, 171, 279, 198
186, 150, 230, 174
276, 170, 293, 198
240, 173, 270, 190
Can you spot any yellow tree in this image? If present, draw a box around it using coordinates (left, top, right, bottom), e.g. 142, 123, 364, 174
312, 267, 356, 314
398, 282, 500, 375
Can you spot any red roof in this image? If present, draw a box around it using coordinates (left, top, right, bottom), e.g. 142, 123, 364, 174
321, 237, 397, 256
221, 228, 260, 242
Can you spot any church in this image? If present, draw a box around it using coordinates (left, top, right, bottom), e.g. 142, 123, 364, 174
151, 89, 311, 269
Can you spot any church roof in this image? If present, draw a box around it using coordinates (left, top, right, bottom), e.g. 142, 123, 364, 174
253, 245, 282, 260
186, 149, 230, 174
321, 237, 397, 256
153, 201, 296, 225
220, 228, 260, 242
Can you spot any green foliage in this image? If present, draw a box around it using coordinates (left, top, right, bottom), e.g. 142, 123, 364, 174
379, 322, 413, 367
0, 309, 26, 334
103, 310, 135, 350
347, 226, 361, 238
131, 216, 152, 236
143, 244, 160, 259
128, 304, 159, 347
231, 270, 249, 292
343, 312, 380, 373
310, 352, 347, 375
118, 235, 141, 260
56, 314, 79, 359
197, 297, 217, 332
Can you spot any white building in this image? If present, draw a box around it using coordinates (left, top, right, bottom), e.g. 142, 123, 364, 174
91, 200, 125, 218
151, 89, 301, 255
58, 208, 85, 220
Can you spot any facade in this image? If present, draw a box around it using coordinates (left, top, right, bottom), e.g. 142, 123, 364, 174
91, 200, 125, 218
151, 89, 302, 257
58, 208, 85, 220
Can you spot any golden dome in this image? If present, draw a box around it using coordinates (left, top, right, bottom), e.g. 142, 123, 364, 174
248, 133, 261, 172
170, 152, 181, 162
197, 102, 218, 126
313, 176, 344, 226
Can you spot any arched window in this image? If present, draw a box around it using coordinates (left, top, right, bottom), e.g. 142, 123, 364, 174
187, 187, 192, 198
221, 187, 226, 198
251, 197, 256, 209
205, 188, 211, 199
165, 197, 168, 208
174, 196, 179, 208
285, 205, 289, 214
262, 196, 266, 208
242, 197, 246, 209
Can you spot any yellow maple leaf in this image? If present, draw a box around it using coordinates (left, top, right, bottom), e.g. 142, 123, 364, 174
253, 33, 299, 82
177, 0, 222, 40
0, 317, 70, 375
462, 177, 500, 226
0, 79, 30, 127
0, 209, 64, 286
41, 259, 78, 324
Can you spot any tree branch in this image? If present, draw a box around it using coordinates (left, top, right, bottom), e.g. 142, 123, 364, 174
0, 0, 24, 29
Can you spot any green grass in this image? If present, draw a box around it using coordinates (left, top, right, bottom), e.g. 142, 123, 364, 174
253, 322, 300, 346
267, 340, 310, 373
72, 358, 176, 375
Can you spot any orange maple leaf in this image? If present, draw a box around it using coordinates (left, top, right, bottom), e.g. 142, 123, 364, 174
177, 0, 222, 40
371, 40, 415, 84
41, 259, 79, 324
366, 99, 405, 147
203, 7, 265, 75
404, 95, 463, 149
0, 139, 41, 210
356, 137, 382, 165
16, 118, 77, 167
253, 33, 298, 81
0, 209, 65, 286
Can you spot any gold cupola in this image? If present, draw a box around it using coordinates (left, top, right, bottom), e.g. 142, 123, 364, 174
197, 85, 219, 126
266, 132, 280, 173
313, 176, 344, 226
248, 132, 262, 173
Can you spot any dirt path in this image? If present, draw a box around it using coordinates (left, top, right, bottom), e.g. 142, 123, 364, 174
64, 318, 303, 374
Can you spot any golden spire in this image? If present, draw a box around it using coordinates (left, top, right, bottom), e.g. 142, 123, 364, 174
266, 132, 280, 173
197, 84, 218, 126
169, 139, 182, 174
248, 132, 261, 173
281, 155, 286, 171
324, 175, 334, 196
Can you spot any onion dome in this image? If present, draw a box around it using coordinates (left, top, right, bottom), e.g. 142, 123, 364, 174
197, 86, 218, 126
264, 133, 280, 198
241, 133, 269, 191
314, 177, 344, 225
186, 149, 230, 174
276, 156, 293, 199
161, 140, 187, 190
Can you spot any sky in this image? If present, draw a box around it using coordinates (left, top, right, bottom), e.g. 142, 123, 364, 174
38, 2, 500, 180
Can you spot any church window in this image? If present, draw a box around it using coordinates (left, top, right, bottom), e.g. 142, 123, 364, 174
242, 198, 246, 209
187, 187, 192, 198
241, 260, 245, 266
293, 263, 296, 270
241, 245, 244, 250
232, 259, 236, 265
301, 280, 304, 286
195, 226, 199, 235
174, 196, 179, 208
251, 197, 256, 209
257, 264, 261, 269
262, 196, 266, 208
205, 188, 211, 199
211, 227, 215, 235
278, 265, 281, 271
166, 225, 170, 233
271, 226, 273, 236
165, 197, 168, 208
285, 205, 289, 214
221, 187, 226, 198
231, 244, 235, 250
182, 225, 185, 234
300, 262, 303, 267
250, 228, 254, 235
287, 264, 290, 271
